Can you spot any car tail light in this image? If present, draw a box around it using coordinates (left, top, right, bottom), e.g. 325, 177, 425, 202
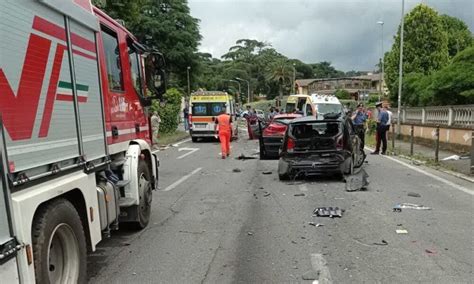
287, 137, 295, 152
336, 134, 343, 150
188, 114, 193, 129
263, 124, 287, 136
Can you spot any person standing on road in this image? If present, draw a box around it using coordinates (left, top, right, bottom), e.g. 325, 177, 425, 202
371, 102, 389, 155
351, 103, 367, 150
183, 103, 190, 131
214, 110, 232, 159
151, 111, 161, 149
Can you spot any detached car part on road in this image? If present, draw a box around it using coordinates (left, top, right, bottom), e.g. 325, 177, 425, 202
259, 114, 302, 159
278, 114, 365, 180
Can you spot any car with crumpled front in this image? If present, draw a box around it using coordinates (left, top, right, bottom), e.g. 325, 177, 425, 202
277, 114, 364, 180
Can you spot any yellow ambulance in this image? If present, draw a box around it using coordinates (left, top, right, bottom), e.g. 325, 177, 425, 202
189, 91, 238, 142
285, 94, 316, 116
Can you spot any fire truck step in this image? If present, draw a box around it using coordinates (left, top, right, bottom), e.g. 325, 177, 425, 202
115, 180, 131, 188
118, 197, 136, 207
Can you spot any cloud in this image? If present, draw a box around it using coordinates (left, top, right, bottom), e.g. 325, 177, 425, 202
189, 0, 474, 71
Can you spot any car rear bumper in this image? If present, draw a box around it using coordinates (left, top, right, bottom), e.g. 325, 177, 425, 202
278, 152, 349, 176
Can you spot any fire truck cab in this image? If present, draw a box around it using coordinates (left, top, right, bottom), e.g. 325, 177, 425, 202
0, 0, 165, 282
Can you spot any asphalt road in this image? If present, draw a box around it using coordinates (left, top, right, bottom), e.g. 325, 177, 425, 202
88, 131, 473, 283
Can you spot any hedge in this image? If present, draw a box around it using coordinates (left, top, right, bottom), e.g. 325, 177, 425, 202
151, 88, 183, 134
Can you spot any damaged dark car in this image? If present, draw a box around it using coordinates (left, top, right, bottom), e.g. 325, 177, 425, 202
278, 114, 365, 180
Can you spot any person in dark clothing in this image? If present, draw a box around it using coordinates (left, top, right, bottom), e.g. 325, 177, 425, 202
351, 103, 367, 150
372, 102, 389, 155
183, 103, 190, 131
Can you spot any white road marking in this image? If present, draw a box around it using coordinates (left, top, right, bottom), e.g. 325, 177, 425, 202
177, 147, 199, 159
365, 147, 474, 196
310, 253, 333, 284
173, 138, 191, 146
299, 184, 308, 192
162, 167, 202, 191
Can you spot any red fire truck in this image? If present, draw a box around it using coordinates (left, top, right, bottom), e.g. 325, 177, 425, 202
0, 0, 166, 282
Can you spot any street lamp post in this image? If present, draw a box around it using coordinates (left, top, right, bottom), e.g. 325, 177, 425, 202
377, 20, 384, 101
227, 79, 241, 103
186, 66, 191, 97
235, 77, 250, 103
397, 0, 405, 136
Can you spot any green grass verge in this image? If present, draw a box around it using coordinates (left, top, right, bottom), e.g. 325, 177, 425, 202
158, 130, 189, 146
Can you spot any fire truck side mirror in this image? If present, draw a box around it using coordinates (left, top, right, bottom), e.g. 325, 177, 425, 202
145, 53, 167, 100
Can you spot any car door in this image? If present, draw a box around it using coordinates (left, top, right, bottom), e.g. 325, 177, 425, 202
345, 118, 359, 162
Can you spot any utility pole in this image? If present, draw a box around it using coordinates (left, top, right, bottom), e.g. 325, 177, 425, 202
292, 63, 296, 95
397, 0, 405, 137
377, 20, 384, 98
187, 66, 191, 97
235, 77, 250, 103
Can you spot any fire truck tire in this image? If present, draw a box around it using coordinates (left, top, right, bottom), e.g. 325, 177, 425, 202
133, 159, 152, 229
32, 198, 87, 284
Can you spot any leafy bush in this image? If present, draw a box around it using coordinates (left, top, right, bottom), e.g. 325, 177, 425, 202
151, 88, 183, 134
334, 89, 351, 100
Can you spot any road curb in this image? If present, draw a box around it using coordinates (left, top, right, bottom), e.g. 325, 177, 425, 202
364, 146, 474, 184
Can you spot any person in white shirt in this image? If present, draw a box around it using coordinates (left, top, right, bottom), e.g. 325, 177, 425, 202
384, 103, 393, 141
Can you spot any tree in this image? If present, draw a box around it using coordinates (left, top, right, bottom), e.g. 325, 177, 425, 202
94, 0, 202, 88
384, 4, 449, 98
440, 15, 473, 58
310, 62, 344, 78
428, 46, 474, 105
265, 59, 293, 99
334, 89, 351, 100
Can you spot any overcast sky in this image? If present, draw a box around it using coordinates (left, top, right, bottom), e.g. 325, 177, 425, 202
188, 0, 473, 71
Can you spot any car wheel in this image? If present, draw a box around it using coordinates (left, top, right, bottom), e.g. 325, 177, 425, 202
354, 148, 366, 168
191, 136, 198, 142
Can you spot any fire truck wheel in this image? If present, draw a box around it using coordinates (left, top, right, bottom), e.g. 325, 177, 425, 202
32, 198, 87, 284
134, 159, 152, 229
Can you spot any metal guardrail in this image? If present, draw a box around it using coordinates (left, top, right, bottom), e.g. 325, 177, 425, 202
391, 104, 474, 128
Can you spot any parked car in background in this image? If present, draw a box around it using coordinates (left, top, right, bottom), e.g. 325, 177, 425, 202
259, 113, 302, 159
277, 114, 365, 180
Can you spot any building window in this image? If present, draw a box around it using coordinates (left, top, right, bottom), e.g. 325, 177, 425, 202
101, 27, 124, 91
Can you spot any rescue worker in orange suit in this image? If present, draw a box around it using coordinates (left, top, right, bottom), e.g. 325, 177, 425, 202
214, 110, 232, 159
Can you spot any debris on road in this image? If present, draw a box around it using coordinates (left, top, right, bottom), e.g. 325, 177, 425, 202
345, 169, 369, 192
236, 154, 257, 160
247, 231, 253, 236
294, 193, 305, 197
425, 249, 437, 255
262, 171, 272, 175
373, 240, 388, 246
263, 192, 271, 197
308, 222, 323, 227
232, 168, 242, 173
393, 203, 432, 212
396, 229, 408, 234
411, 161, 422, 166
442, 154, 469, 161
407, 192, 421, 198
313, 207, 343, 218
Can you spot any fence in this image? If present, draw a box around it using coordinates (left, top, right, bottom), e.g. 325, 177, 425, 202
391, 105, 474, 128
